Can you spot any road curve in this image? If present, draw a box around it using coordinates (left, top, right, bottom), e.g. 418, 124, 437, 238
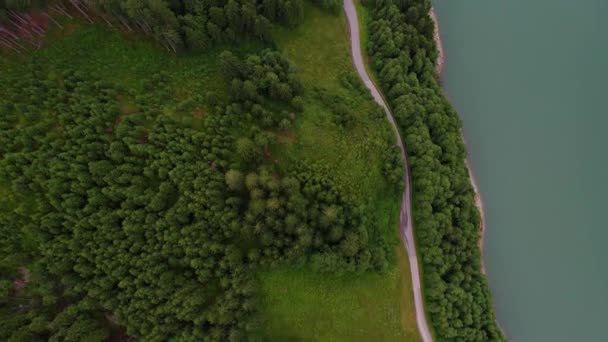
343, 1, 433, 341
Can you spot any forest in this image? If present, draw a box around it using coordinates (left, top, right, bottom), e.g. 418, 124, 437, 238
366, 0, 504, 340
0, 0, 504, 340
0, 0, 340, 51
0, 1, 407, 339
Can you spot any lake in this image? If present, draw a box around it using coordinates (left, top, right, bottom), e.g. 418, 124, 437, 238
433, 0, 608, 341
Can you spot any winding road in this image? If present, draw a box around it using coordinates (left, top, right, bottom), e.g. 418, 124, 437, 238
343, 1, 433, 341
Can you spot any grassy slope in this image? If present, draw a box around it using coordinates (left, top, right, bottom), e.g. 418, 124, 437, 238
256, 4, 420, 341
353, 1, 380, 88
272, 3, 392, 214
260, 247, 419, 341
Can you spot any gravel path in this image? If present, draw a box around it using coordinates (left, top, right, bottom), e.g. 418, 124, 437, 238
343, 1, 433, 341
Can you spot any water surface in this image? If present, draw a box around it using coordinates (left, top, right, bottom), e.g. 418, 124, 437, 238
433, 1, 608, 341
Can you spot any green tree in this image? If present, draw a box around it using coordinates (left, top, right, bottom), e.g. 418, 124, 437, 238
225, 170, 245, 191
236, 137, 259, 163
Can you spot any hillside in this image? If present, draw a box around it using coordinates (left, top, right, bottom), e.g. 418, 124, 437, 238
0, 1, 420, 341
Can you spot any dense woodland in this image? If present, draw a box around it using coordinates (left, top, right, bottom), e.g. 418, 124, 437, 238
0, 6, 397, 337
367, 0, 504, 340
0, 0, 339, 50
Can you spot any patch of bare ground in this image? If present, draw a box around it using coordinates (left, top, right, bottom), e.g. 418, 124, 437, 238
277, 129, 297, 144
1, 1, 172, 54
12, 267, 30, 293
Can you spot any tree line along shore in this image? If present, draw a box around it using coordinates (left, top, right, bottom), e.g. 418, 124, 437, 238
366, 0, 503, 340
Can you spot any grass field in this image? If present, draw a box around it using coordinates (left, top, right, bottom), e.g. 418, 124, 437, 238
256, 4, 421, 341
272, 3, 395, 209
273, 4, 352, 93
259, 247, 420, 341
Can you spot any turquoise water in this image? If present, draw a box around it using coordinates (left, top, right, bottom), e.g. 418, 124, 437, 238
433, 1, 608, 341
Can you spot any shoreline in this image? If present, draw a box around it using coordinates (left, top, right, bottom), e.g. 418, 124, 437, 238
429, 7, 485, 274
463, 142, 487, 274
429, 8, 445, 75
431, 8, 507, 339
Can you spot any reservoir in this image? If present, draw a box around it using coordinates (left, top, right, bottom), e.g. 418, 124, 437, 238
433, 0, 608, 341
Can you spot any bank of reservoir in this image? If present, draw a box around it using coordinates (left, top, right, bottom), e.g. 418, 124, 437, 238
433, 1, 608, 340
